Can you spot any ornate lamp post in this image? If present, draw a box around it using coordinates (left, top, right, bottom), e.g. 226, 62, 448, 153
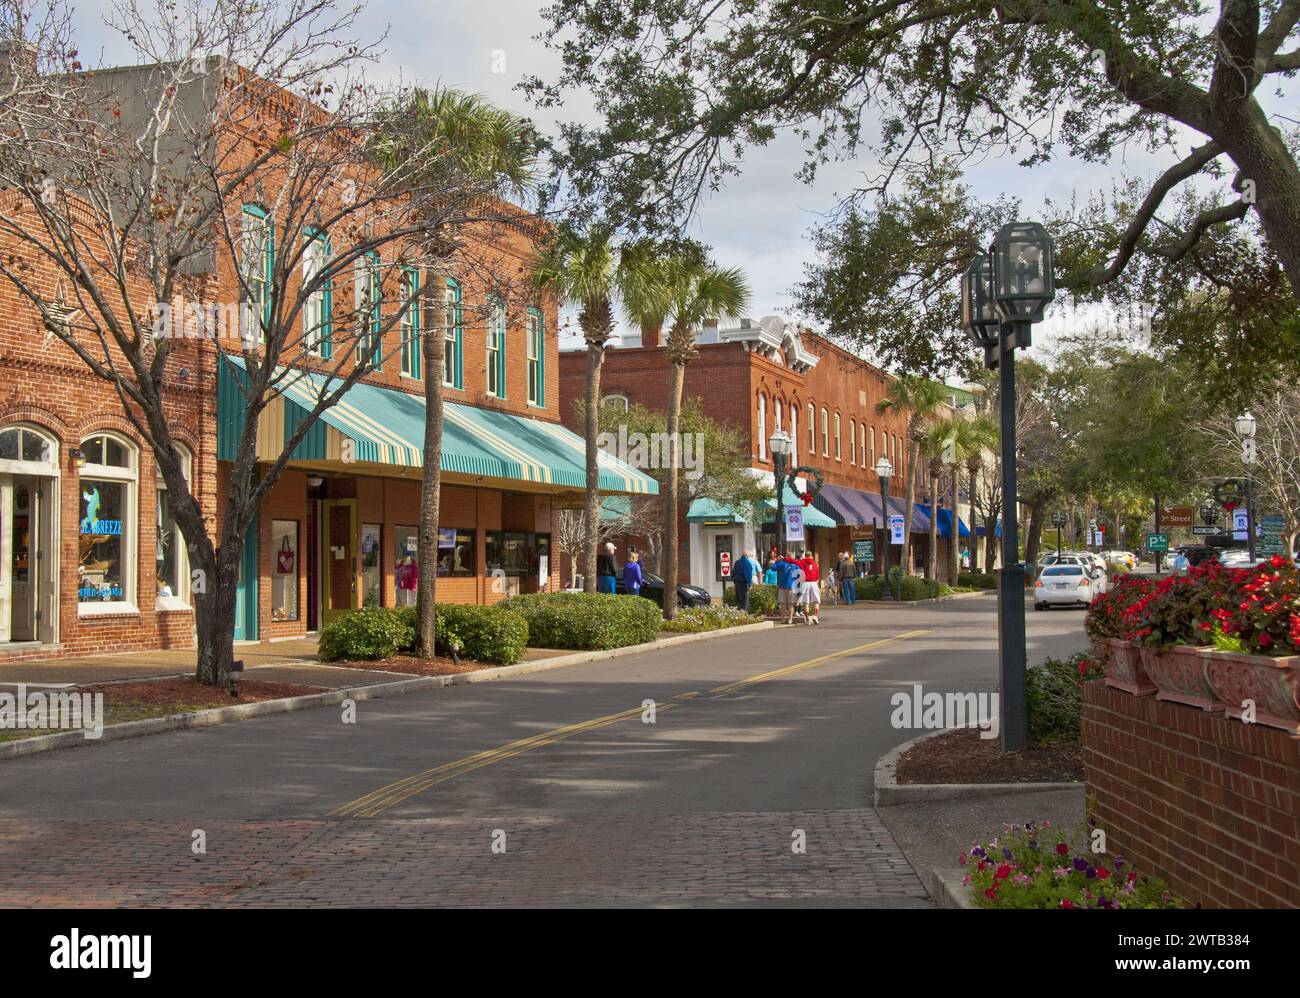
962, 222, 1056, 752
1235, 411, 1257, 561
770, 428, 792, 557
874, 456, 897, 600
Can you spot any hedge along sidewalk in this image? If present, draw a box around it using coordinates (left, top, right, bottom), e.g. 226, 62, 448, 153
0, 619, 775, 762
873, 728, 1081, 806
855, 590, 994, 608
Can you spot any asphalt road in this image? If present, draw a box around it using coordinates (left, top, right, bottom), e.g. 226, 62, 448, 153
0, 593, 1090, 907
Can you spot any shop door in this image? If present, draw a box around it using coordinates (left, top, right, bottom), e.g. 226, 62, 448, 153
233, 517, 258, 641
321, 500, 356, 625
8, 477, 37, 641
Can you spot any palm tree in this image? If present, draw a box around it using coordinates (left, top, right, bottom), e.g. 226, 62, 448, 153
949, 416, 998, 583
876, 376, 950, 576
652, 251, 749, 619
373, 87, 535, 657
532, 224, 624, 592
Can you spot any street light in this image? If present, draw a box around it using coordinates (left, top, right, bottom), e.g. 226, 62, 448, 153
962, 221, 1056, 753
874, 456, 895, 600
1234, 411, 1257, 560
770, 428, 792, 558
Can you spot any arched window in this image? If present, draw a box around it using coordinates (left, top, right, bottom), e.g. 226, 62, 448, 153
833, 412, 842, 461
820, 407, 829, 457
807, 402, 815, 454
0, 424, 56, 469
757, 393, 768, 459
78, 432, 138, 613
601, 394, 630, 412
849, 419, 856, 465
155, 444, 192, 609
775, 398, 783, 432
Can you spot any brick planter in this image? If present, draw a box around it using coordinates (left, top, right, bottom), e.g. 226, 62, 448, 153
1095, 637, 1155, 696
1141, 644, 1221, 711
1084, 682, 1300, 908
1202, 650, 1300, 734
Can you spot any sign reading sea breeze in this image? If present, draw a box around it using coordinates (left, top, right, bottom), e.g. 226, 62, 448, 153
1160, 506, 1195, 527
1147, 532, 1169, 552
785, 505, 805, 543
889, 513, 906, 545
1260, 514, 1286, 557
718, 551, 732, 578
853, 538, 876, 564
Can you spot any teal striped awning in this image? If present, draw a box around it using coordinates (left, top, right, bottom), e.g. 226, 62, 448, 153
217, 355, 658, 495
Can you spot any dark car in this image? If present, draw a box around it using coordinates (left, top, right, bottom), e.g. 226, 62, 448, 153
615, 571, 711, 608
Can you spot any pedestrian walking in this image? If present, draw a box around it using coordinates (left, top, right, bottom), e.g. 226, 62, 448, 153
622, 551, 644, 596
731, 547, 757, 613
797, 550, 821, 625
836, 551, 858, 606
773, 551, 803, 624
596, 542, 619, 594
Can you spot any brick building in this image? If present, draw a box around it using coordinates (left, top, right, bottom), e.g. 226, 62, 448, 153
0, 58, 653, 662
558, 316, 967, 598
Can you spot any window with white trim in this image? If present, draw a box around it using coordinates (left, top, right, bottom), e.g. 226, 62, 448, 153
834, 412, 842, 461
526, 309, 544, 406
820, 407, 829, 457
849, 419, 856, 465
757, 393, 767, 459
155, 444, 192, 609
303, 230, 331, 357
78, 432, 138, 612
486, 297, 505, 398
400, 268, 420, 378
239, 205, 272, 345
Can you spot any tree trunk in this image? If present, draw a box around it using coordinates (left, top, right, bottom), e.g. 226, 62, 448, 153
948, 470, 959, 586
191, 545, 237, 685
1024, 500, 1047, 567
903, 428, 919, 574
582, 341, 605, 593
967, 463, 980, 573
985, 505, 999, 571
662, 359, 686, 619
416, 265, 445, 659
927, 467, 939, 580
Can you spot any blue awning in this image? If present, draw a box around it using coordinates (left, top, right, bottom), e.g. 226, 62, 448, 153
915, 503, 969, 538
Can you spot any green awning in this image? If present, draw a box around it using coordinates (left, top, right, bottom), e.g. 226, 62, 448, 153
766, 485, 837, 528
217, 355, 658, 495
687, 498, 749, 524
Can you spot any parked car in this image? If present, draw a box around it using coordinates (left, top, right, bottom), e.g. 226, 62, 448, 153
615, 571, 711, 608
1104, 549, 1136, 570
1033, 564, 1098, 610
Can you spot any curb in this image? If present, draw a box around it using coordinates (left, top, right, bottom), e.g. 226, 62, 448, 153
930, 868, 975, 909
873, 728, 1082, 806
0, 620, 775, 761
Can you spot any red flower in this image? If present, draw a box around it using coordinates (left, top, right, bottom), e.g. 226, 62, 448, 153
995, 863, 1012, 880
1259, 632, 1273, 648
1096, 866, 1111, 879
984, 887, 998, 900
1271, 555, 1286, 568
1055, 842, 1069, 856
1059, 898, 1074, 909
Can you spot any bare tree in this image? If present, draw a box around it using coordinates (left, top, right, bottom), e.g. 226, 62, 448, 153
0, 0, 534, 682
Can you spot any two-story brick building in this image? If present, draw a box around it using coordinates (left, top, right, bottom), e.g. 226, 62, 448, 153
0, 58, 654, 662
559, 315, 967, 597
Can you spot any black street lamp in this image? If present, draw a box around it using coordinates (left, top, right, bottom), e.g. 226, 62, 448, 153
1235, 411, 1257, 561
963, 221, 1056, 752
874, 455, 894, 600
770, 428, 792, 557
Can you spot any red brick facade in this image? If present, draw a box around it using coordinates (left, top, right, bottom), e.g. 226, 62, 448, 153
1084, 682, 1300, 908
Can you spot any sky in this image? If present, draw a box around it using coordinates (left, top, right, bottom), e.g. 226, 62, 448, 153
68, 0, 1296, 372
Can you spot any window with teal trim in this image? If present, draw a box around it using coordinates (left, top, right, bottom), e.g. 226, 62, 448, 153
303, 228, 332, 358
400, 267, 420, 379
486, 297, 506, 398
442, 279, 462, 389
354, 251, 382, 368
239, 205, 273, 344
526, 308, 544, 406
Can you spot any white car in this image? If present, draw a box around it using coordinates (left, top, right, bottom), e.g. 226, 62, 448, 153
1033, 564, 1098, 610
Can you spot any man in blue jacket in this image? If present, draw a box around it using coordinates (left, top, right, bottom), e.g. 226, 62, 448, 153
731, 548, 756, 612
773, 552, 803, 625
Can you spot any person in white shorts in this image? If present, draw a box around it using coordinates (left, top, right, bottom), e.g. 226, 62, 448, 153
797, 549, 821, 625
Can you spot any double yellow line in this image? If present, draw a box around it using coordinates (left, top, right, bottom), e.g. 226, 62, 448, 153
330, 628, 930, 818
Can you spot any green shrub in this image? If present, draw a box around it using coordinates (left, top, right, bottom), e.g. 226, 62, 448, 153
500, 591, 661, 649
1026, 652, 1104, 744
723, 582, 777, 616
391, 603, 529, 664
958, 572, 997, 589
319, 606, 414, 661
854, 575, 885, 600
899, 575, 939, 601
661, 604, 761, 632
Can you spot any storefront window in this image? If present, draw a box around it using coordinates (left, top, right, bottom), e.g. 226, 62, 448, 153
438, 527, 474, 577
78, 478, 128, 604
272, 519, 299, 621
360, 523, 382, 606
155, 445, 191, 607
394, 525, 419, 605
486, 531, 550, 578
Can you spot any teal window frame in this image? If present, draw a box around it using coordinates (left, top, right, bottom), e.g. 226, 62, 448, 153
486, 296, 506, 398
400, 266, 421, 379
240, 204, 274, 341
303, 226, 332, 358
443, 278, 463, 389
526, 307, 544, 407
355, 250, 382, 369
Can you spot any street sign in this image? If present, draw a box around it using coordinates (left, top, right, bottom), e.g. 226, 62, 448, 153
718, 551, 732, 578
889, 513, 906, 545
1261, 515, 1286, 557
1242, 437, 1258, 464
1192, 525, 1220, 536
853, 538, 875, 564
785, 505, 805, 543
1160, 506, 1194, 526
1147, 533, 1169, 552
1233, 509, 1248, 540
1050, 511, 1067, 527
1088, 517, 1097, 530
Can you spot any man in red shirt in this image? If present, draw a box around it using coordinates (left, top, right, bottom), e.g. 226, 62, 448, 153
797, 550, 821, 625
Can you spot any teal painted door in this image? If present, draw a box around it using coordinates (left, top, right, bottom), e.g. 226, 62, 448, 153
233, 518, 258, 641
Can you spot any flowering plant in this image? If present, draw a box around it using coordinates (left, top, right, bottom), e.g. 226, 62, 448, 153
962, 819, 1181, 909
1083, 575, 1153, 641
1204, 555, 1300, 656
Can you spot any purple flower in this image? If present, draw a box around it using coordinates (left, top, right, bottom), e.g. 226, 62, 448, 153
1002, 847, 1013, 861
1113, 856, 1125, 870
1072, 858, 1089, 872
